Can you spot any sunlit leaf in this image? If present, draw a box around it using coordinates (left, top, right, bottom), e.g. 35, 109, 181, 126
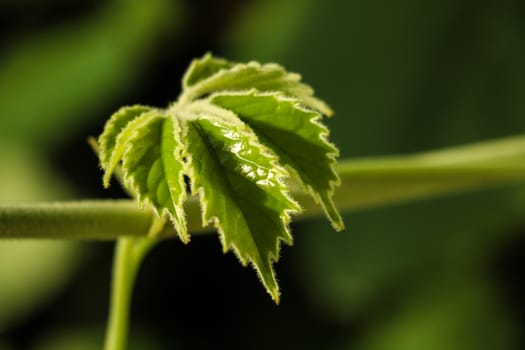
210, 91, 344, 230
184, 116, 299, 302
98, 54, 343, 300
183, 53, 234, 88
98, 105, 153, 182
99, 112, 188, 242
180, 55, 333, 116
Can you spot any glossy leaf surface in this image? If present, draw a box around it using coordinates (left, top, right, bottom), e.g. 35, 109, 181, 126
184, 117, 299, 302
211, 91, 344, 230
97, 54, 343, 300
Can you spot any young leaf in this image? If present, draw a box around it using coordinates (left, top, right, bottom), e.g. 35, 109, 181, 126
99, 111, 188, 242
123, 115, 188, 242
209, 91, 344, 231
181, 54, 333, 116
183, 53, 233, 88
97, 54, 343, 301
184, 116, 300, 302
98, 105, 153, 185
101, 111, 157, 188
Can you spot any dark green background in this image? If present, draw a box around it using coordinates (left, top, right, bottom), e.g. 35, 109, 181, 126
1, 0, 524, 349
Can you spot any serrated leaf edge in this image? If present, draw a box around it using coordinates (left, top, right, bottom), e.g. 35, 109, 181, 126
181, 54, 333, 116
185, 112, 301, 244
120, 115, 189, 243
101, 110, 160, 188
182, 112, 300, 302
98, 105, 153, 177
182, 52, 231, 89
207, 90, 344, 230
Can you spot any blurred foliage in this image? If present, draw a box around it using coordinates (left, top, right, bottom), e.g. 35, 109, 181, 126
0, 144, 69, 202
0, 0, 179, 147
0, 0, 524, 349
0, 241, 81, 332
297, 185, 525, 324
349, 278, 518, 350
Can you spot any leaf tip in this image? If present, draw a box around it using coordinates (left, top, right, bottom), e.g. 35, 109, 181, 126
257, 265, 281, 304
179, 230, 190, 244
333, 221, 346, 232
271, 291, 281, 305
320, 193, 345, 231
266, 274, 281, 305
328, 210, 345, 232
165, 208, 190, 244
176, 226, 191, 244
102, 173, 111, 189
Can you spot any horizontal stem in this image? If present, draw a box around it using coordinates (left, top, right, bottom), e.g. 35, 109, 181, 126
0, 200, 205, 240
1, 135, 525, 240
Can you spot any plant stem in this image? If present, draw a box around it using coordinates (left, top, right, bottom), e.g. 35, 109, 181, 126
0, 200, 204, 239
104, 237, 157, 350
1, 134, 525, 240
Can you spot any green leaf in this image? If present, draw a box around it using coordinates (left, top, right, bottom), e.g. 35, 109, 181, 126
210, 91, 344, 230
99, 112, 188, 242
98, 105, 153, 184
97, 54, 343, 300
180, 54, 333, 116
100, 110, 156, 188
183, 116, 300, 302
123, 115, 188, 242
183, 53, 234, 88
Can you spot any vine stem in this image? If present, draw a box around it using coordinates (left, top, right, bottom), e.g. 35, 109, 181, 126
104, 237, 157, 350
1, 134, 525, 240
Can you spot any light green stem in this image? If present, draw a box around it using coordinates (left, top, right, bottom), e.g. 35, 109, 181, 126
1, 134, 525, 239
104, 237, 157, 350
